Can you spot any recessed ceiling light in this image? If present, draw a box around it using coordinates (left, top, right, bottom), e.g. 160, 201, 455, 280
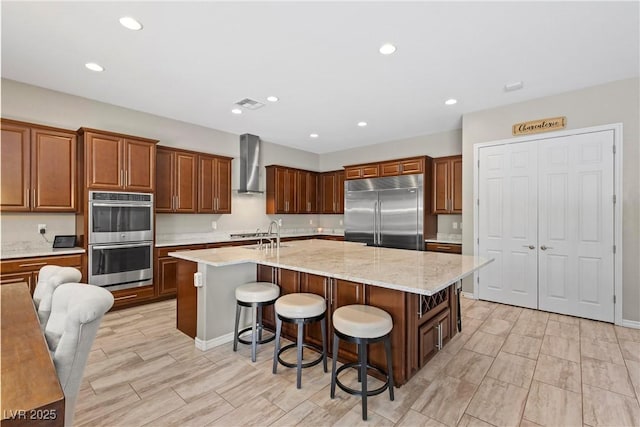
266, 96, 279, 102
310, 133, 319, 138
379, 43, 396, 55
85, 62, 104, 72
444, 98, 457, 106
357, 122, 368, 127
119, 16, 143, 31
231, 108, 242, 115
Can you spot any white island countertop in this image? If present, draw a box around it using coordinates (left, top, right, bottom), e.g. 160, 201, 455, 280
170, 239, 491, 296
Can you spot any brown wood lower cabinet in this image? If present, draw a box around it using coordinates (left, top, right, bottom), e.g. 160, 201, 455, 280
419, 308, 450, 367
155, 245, 206, 297
257, 265, 458, 386
0, 254, 83, 295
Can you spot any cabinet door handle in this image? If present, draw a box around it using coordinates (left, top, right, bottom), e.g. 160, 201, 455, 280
26, 189, 30, 208
522, 245, 535, 250
355, 285, 359, 301
436, 246, 451, 250
323, 278, 328, 299
307, 201, 311, 212
115, 294, 137, 301
124, 170, 128, 186
19, 262, 47, 268
436, 323, 443, 350
540, 245, 553, 251
32, 188, 36, 208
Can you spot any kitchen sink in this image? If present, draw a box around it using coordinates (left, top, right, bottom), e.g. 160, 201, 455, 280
241, 244, 291, 250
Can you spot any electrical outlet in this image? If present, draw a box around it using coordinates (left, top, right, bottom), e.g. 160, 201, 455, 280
211, 221, 217, 230
339, 219, 343, 226
277, 218, 282, 226
309, 219, 313, 225
193, 272, 203, 287
38, 224, 46, 234
452, 222, 458, 230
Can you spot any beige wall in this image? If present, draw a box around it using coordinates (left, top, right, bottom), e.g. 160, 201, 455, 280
0, 79, 322, 239
319, 128, 462, 171
462, 77, 640, 322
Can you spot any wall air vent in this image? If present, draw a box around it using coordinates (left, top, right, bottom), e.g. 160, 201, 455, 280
235, 98, 265, 110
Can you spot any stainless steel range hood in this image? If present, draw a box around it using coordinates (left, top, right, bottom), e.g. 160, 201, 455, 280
238, 133, 262, 193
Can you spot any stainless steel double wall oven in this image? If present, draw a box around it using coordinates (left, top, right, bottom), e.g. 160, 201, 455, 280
88, 191, 153, 291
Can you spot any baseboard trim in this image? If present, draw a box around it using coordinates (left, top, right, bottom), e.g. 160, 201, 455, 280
195, 332, 235, 351
461, 292, 476, 300
621, 319, 640, 329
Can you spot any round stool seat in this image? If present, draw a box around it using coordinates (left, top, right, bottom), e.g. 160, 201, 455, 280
276, 293, 326, 319
333, 305, 393, 339
236, 282, 280, 303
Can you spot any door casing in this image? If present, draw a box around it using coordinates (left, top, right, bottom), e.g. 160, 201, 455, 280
473, 123, 623, 325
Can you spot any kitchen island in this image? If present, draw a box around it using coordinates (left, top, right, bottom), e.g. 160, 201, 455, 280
170, 239, 491, 385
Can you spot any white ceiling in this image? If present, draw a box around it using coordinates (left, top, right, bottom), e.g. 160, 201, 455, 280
2, 2, 638, 154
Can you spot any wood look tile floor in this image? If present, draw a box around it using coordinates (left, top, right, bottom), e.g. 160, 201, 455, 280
75, 298, 640, 427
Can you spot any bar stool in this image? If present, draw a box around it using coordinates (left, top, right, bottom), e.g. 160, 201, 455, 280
272, 293, 327, 389
233, 281, 280, 362
330, 304, 394, 421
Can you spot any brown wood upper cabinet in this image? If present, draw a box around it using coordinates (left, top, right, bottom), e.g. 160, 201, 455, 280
296, 170, 318, 213
345, 163, 379, 180
344, 156, 425, 180
156, 147, 197, 213
266, 165, 298, 214
157, 147, 232, 214
80, 128, 157, 192
319, 170, 344, 214
198, 154, 232, 214
1, 119, 77, 212
380, 157, 425, 177
432, 155, 462, 214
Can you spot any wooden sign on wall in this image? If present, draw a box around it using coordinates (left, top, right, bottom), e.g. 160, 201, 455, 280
512, 116, 566, 136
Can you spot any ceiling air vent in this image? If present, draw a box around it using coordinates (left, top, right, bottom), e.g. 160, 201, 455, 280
235, 98, 265, 110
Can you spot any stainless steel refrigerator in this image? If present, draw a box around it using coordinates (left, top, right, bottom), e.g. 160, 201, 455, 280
344, 174, 423, 250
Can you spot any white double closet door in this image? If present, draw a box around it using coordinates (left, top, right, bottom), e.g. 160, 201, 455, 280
478, 130, 615, 322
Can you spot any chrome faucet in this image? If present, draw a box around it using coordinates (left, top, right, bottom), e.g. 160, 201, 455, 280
267, 219, 281, 249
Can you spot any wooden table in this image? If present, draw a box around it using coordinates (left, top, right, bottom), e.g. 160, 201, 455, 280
1, 282, 64, 427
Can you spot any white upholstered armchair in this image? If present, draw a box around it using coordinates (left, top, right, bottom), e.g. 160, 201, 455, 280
33, 266, 82, 330
45, 283, 114, 426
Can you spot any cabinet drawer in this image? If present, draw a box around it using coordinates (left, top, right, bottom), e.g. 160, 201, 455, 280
1, 254, 83, 274
425, 243, 462, 254
112, 285, 155, 308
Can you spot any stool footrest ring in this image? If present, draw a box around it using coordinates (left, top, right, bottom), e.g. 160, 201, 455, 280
277, 343, 324, 369
335, 362, 391, 397
237, 326, 275, 345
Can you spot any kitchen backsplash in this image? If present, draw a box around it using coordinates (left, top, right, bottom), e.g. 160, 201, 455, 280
437, 214, 462, 236
0, 212, 76, 248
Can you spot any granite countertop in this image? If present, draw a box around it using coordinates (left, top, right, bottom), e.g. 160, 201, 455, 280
1, 245, 85, 260
425, 233, 462, 245
156, 228, 344, 247
169, 239, 491, 296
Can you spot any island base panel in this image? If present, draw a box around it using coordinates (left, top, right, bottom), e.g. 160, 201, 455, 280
196, 263, 256, 348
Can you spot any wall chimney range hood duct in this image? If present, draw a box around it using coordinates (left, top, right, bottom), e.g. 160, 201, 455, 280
238, 133, 262, 193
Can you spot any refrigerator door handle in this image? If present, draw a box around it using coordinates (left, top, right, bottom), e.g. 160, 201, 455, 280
378, 201, 383, 246
373, 201, 378, 245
